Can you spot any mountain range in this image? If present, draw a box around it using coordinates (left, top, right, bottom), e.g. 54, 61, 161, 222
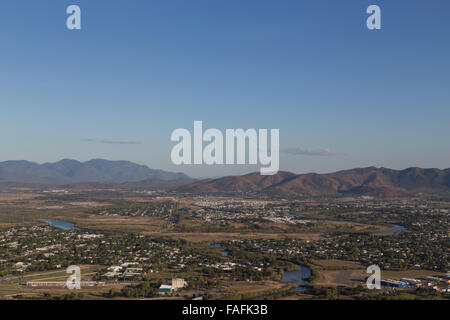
0, 159, 189, 184
176, 167, 450, 197
1, 160, 449, 197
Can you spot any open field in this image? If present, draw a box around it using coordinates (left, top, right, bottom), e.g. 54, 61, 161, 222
311, 259, 365, 269
1, 265, 101, 283
381, 270, 447, 279
148, 232, 323, 242
75, 216, 168, 233
311, 260, 448, 288
0, 265, 125, 299
314, 269, 366, 287
0, 193, 40, 201
225, 280, 287, 294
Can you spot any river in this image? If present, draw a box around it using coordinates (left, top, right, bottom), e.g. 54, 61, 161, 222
221, 250, 230, 257
281, 264, 312, 292
380, 224, 407, 234
40, 219, 78, 231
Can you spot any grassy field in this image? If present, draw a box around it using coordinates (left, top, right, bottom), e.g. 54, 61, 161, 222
0, 265, 124, 300
314, 269, 366, 287
311, 259, 365, 269
148, 232, 323, 242
310, 259, 447, 288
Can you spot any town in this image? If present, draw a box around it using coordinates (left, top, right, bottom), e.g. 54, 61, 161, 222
0, 186, 448, 300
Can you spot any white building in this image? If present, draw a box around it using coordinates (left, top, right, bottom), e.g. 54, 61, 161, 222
159, 278, 187, 294
123, 268, 143, 277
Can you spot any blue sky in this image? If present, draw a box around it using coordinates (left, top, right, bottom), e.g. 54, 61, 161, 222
1, 0, 449, 178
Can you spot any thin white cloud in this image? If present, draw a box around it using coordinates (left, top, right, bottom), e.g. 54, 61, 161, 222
100, 140, 141, 145
81, 139, 141, 145
282, 147, 346, 156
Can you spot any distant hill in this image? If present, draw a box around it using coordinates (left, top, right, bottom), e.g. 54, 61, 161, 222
0, 159, 190, 184
2, 161, 449, 197
176, 167, 450, 197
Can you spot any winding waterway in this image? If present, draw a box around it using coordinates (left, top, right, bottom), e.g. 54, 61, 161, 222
380, 224, 407, 234
40, 219, 78, 231
281, 264, 312, 292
